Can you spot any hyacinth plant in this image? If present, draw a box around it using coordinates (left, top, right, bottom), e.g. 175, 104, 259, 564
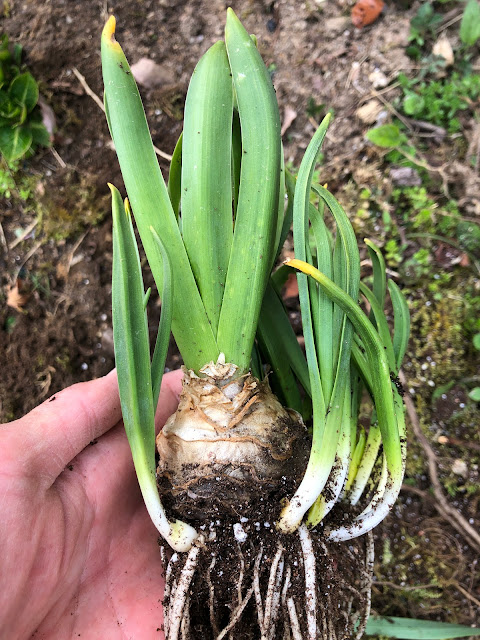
101, 11, 480, 640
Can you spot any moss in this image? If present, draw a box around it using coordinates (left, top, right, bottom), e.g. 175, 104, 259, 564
38, 172, 108, 241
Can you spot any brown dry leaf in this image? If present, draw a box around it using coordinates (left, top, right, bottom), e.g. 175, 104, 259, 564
281, 106, 298, 136
6, 284, 30, 312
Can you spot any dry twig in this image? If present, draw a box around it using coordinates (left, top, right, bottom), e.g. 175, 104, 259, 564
399, 371, 480, 555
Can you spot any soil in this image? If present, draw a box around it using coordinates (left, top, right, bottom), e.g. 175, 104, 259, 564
1, 0, 479, 636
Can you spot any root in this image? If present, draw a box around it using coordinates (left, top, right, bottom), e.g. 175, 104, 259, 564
162, 526, 374, 640
253, 545, 264, 629
166, 537, 203, 640
286, 597, 303, 640
216, 584, 254, 640
262, 542, 284, 638
298, 524, 317, 640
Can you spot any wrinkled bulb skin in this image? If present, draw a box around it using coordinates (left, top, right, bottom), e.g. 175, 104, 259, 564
156, 360, 311, 523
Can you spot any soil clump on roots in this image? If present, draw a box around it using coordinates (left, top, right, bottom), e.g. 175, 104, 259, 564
156, 361, 373, 639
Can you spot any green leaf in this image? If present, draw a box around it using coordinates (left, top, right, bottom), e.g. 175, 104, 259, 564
0, 125, 32, 162
181, 40, 234, 336
366, 124, 403, 148
388, 280, 410, 371
111, 183, 196, 552
28, 121, 51, 147
460, 0, 480, 46
469, 387, 480, 402
403, 91, 425, 116
216, 8, 282, 372
167, 132, 182, 218
9, 72, 38, 112
101, 17, 218, 372
473, 333, 480, 350
149, 225, 174, 409
365, 615, 480, 639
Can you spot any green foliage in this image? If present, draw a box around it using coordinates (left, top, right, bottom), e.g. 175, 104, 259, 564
366, 615, 480, 638
0, 34, 50, 163
407, 2, 443, 58
366, 124, 406, 148
460, 0, 480, 46
397, 72, 480, 133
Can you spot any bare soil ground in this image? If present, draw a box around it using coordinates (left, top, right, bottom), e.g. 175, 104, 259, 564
1, 0, 479, 634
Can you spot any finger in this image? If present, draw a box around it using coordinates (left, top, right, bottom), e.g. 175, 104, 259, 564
154, 368, 184, 435
59, 370, 185, 502
4, 369, 121, 486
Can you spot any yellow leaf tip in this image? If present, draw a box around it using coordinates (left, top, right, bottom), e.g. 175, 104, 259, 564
103, 15, 116, 39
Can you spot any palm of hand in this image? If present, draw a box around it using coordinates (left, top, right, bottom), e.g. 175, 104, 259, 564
1, 371, 182, 640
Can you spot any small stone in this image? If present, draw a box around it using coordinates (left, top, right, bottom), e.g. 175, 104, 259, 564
130, 58, 175, 88
355, 99, 383, 124
368, 69, 388, 89
325, 17, 351, 34
452, 459, 468, 477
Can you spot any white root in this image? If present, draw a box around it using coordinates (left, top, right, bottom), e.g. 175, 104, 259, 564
253, 545, 264, 629
180, 595, 190, 640
164, 552, 179, 638
282, 566, 292, 640
262, 543, 284, 638
298, 524, 317, 640
237, 544, 245, 604
353, 531, 374, 640
206, 557, 219, 637
167, 538, 202, 640
216, 584, 254, 640
287, 597, 303, 640
267, 556, 285, 640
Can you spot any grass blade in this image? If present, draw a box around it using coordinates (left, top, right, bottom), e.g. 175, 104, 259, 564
365, 616, 480, 639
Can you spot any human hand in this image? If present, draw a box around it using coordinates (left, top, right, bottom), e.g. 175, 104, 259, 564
0, 369, 183, 640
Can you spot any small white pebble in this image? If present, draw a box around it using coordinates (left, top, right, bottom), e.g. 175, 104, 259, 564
233, 523, 248, 543
428, 380, 435, 387
81, 363, 88, 371
264, 522, 271, 528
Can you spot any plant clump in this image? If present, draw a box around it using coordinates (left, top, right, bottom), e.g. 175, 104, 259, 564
103, 10, 409, 640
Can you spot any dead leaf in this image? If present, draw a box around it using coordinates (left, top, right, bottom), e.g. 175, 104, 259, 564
7, 284, 30, 312
390, 166, 422, 187
356, 99, 383, 124
281, 106, 297, 136
130, 58, 176, 88
433, 35, 454, 67
38, 96, 56, 139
